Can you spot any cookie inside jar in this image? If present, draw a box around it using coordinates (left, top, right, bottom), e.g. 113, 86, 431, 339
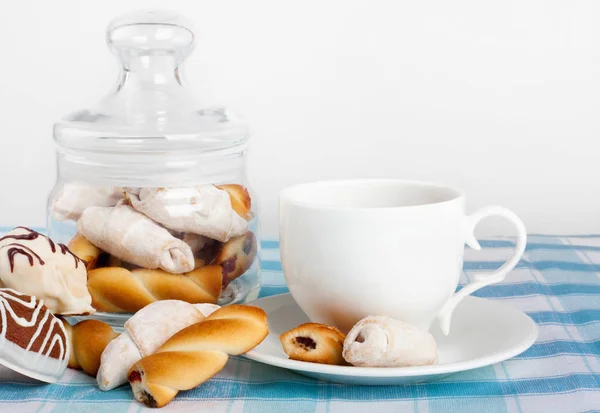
46, 11, 260, 328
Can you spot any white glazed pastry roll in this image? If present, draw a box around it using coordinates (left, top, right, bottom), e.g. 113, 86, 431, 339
180, 233, 216, 255
50, 182, 124, 221
96, 333, 141, 391
97, 300, 207, 391
77, 205, 195, 274
342, 316, 438, 367
126, 186, 248, 242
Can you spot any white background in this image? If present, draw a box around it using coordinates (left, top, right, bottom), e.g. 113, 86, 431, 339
0, 0, 599, 238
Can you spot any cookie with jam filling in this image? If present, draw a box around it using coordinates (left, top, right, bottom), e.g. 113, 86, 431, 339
280, 322, 347, 365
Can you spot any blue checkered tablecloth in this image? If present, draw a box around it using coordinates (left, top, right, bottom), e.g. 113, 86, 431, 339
0, 231, 599, 412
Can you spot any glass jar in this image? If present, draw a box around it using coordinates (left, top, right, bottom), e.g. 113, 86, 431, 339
47, 10, 260, 328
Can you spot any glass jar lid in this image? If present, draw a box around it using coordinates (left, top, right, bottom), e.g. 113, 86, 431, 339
54, 9, 249, 154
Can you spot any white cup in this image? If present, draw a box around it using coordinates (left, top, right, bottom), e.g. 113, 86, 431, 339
279, 179, 526, 335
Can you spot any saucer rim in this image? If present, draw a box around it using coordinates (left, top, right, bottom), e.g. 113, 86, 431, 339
243, 293, 539, 378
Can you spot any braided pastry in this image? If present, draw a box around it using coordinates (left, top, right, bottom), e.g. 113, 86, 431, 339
61, 319, 118, 376
128, 304, 268, 408
68, 233, 102, 271
97, 300, 213, 391
215, 231, 257, 284
87, 266, 222, 313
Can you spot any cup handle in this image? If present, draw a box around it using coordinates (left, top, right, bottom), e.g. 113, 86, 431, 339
437, 206, 527, 335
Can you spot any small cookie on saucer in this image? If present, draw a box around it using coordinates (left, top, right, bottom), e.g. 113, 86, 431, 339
280, 323, 347, 365
343, 315, 438, 367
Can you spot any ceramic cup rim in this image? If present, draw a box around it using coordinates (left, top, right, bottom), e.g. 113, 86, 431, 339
279, 178, 465, 211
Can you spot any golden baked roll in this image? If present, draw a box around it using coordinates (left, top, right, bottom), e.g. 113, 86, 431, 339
87, 266, 222, 313
61, 319, 118, 377
67, 233, 102, 271
128, 304, 268, 408
280, 323, 347, 365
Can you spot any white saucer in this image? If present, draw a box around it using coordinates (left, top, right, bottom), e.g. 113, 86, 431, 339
244, 293, 538, 385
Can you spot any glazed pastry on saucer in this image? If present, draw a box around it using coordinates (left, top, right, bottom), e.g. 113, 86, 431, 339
342, 316, 438, 367
0, 227, 94, 315
0, 289, 69, 383
280, 323, 347, 365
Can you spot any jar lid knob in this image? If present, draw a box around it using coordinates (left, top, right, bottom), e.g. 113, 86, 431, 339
106, 9, 195, 65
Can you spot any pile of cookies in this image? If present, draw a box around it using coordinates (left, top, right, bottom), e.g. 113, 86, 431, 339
0, 226, 269, 408
50, 183, 258, 312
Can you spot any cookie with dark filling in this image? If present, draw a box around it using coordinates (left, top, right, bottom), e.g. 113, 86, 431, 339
280, 323, 347, 365
214, 231, 257, 286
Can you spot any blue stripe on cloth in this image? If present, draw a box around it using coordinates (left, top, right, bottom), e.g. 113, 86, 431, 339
428, 397, 510, 413
258, 277, 600, 299
529, 310, 600, 325
163, 374, 600, 401
260, 238, 600, 251
516, 340, 600, 359
479, 239, 600, 253
0, 383, 133, 402
259, 285, 289, 298
242, 399, 318, 413
471, 283, 600, 298
260, 240, 280, 249
465, 261, 600, 272
49, 402, 132, 412
262, 258, 600, 273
